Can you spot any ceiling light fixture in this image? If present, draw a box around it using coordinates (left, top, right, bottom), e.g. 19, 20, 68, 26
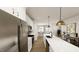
48, 16, 50, 27
56, 7, 65, 26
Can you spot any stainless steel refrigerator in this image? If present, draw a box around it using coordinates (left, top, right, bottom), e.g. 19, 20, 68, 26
0, 9, 28, 52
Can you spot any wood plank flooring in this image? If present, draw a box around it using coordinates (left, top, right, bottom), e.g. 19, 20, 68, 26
31, 36, 46, 52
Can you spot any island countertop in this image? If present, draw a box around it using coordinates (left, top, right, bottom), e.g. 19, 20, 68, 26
45, 35, 79, 52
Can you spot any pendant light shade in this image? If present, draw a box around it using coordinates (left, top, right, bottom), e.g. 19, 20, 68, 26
56, 20, 65, 25
56, 7, 65, 26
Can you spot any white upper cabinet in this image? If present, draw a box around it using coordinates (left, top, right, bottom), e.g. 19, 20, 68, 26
0, 7, 27, 22
17, 8, 27, 21
0, 7, 13, 14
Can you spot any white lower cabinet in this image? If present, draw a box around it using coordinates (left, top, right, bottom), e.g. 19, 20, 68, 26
28, 37, 32, 52
49, 46, 54, 52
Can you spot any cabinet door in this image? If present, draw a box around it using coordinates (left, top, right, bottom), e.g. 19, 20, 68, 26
49, 46, 54, 52
0, 7, 13, 14
0, 7, 20, 18
28, 37, 32, 52
0, 7, 27, 21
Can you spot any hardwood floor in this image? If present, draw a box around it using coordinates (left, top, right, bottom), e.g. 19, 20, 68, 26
31, 36, 46, 52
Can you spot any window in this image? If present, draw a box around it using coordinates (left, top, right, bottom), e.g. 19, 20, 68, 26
38, 26, 44, 33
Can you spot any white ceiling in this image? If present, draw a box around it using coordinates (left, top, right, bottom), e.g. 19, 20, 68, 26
26, 7, 79, 23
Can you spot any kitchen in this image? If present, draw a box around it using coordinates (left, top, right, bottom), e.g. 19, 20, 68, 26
0, 7, 79, 52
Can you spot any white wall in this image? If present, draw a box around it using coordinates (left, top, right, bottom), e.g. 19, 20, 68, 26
33, 21, 38, 40
26, 14, 34, 30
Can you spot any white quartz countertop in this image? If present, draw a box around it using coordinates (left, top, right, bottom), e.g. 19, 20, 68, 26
45, 35, 79, 52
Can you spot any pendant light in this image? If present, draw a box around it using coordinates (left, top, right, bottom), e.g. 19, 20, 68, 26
48, 16, 50, 27
56, 7, 65, 26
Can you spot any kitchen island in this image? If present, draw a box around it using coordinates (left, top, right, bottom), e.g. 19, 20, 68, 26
44, 35, 79, 52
